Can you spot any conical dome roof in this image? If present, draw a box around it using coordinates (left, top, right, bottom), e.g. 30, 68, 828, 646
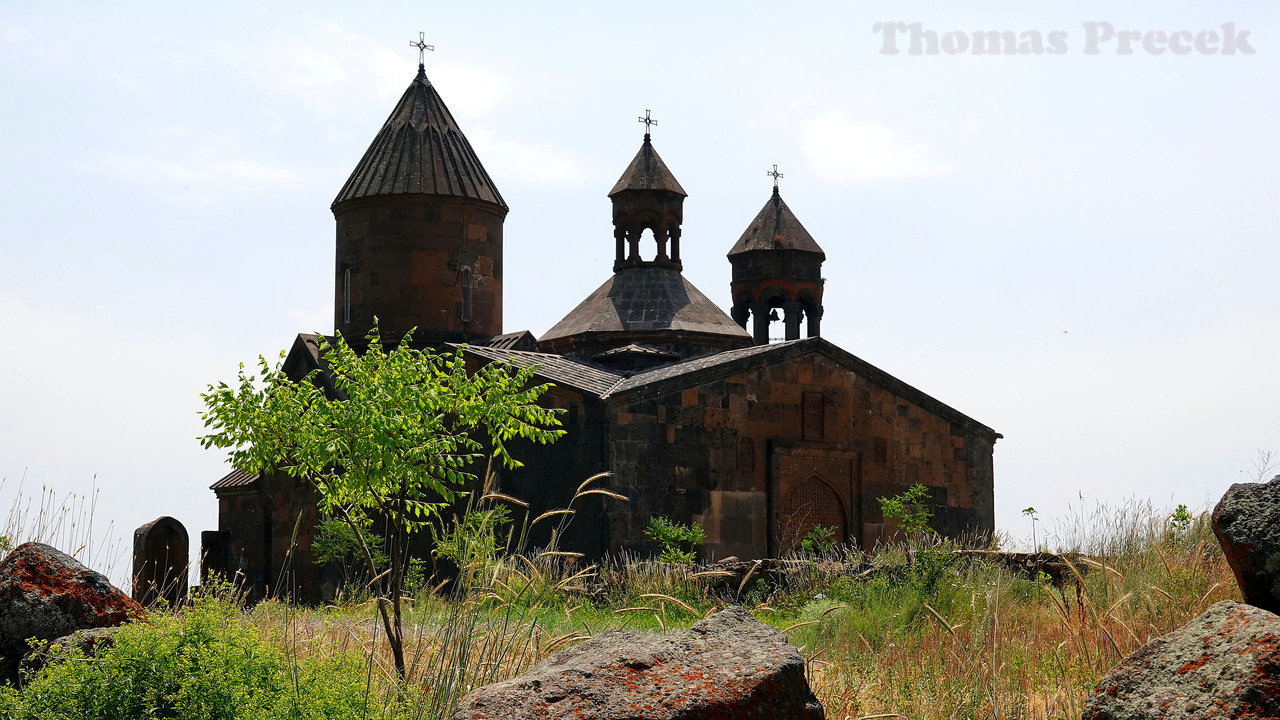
333, 64, 506, 209
541, 266, 749, 343
728, 187, 824, 257
608, 135, 687, 197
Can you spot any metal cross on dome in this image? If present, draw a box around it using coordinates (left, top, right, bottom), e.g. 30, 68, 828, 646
767, 164, 784, 188
410, 32, 434, 64
638, 109, 658, 137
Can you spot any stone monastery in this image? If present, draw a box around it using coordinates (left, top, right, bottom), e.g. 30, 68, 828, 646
203, 57, 1000, 601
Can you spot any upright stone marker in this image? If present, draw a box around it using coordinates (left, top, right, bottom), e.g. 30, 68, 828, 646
132, 516, 189, 607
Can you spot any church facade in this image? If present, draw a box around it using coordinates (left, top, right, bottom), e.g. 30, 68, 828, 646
205, 60, 999, 601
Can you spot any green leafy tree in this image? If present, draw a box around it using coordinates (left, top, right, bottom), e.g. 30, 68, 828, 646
801, 524, 838, 557
311, 517, 389, 596
199, 327, 563, 681
645, 516, 706, 564
1168, 504, 1193, 533
877, 483, 934, 537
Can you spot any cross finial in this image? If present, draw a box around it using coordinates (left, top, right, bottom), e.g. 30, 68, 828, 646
638, 109, 657, 140
767, 164, 784, 190
410, 32, 434, 66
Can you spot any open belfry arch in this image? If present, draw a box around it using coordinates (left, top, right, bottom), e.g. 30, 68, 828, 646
729, 166, 826, 344
205, 37, 999, 601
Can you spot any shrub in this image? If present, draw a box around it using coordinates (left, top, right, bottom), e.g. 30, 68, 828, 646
645, 516, 705, 564
878, 483, 933, 536
4, 590, 390, 720
801, 524, 839, 557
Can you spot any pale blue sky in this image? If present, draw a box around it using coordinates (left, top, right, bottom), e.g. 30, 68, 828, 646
2, 2, 1277, 581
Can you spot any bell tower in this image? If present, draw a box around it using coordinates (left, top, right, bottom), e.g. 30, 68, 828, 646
539, 113, 751, 361
728, 167, 825, 344
609, 111, 687, 271
331, 39, 507, 346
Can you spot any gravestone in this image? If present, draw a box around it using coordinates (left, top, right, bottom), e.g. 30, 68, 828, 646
132, 516, 188, 607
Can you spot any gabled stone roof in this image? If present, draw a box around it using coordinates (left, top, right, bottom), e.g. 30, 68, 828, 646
333, 64, 506, 209
592, 343, 679, 360
728, 188, 824, 257
608, 136, 687, 197
457, 344, 623, 397
602, 337, 1001, 440
486, 330, 539, 352
604, 339, 805, 397
211, 468, 258, 492
463, 336, 998, 439
539, 267, 750, 343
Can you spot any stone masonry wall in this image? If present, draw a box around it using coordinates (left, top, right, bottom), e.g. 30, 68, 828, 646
604, 352, 995, 560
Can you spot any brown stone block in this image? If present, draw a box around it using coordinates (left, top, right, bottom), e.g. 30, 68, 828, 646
796, 363, 814, 384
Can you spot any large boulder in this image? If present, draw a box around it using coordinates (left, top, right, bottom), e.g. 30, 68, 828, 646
0, 542, 143, 666
1081, 600, 1280, 720
1213, 474, 1280, 613
448, 606, 824, 720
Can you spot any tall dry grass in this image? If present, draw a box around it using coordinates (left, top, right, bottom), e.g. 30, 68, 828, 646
792, 505, 1233, 720
1, 477, 124, 576
234, 500, 1232, 720
3, 475, 1235, 720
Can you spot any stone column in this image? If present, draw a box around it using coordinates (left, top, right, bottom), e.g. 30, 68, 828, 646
807, 305, 823, 338
751, 301, 771, 345
655, 228, 669, 261
627, 226, 641, 261
783, 300, 802, 341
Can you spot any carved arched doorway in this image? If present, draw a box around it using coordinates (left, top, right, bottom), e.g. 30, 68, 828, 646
777, 474, 846, 554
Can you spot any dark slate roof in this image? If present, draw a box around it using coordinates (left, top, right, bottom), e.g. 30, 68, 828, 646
592, 343, 678, 360
486, 330, 539, 352
458, 345, 623, 397
540, 267, 751, 343
728, 188, 824, 257
608, 136, 687, 197
211, 468, 259, 491
602, 337, 1001, 440
333, 64, 506, 209
605, 340, 805, 396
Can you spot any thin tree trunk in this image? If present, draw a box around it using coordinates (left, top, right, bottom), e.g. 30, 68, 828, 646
388, 518, 406, 680
331, 500, 406, 682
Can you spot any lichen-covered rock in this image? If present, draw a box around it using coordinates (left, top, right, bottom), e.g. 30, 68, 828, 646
0, 543, 143, 665
448, 606, 824, 720
1213, 474, 1280, 613
18, 626, 124, 679
1082, 601, 1280, 720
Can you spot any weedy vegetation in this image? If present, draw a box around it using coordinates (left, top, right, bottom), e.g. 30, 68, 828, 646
1, 359, 1254, 719
0, 488, 1234, 720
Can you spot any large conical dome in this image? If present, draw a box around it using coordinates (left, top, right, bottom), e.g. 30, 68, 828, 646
333, 64, 506, 209
331, 64, 507, 344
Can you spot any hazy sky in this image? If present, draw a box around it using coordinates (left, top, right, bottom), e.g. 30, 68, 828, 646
2, 2, 1277, 582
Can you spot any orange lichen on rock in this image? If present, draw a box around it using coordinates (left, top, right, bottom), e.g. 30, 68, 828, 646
0, 542, 144, 669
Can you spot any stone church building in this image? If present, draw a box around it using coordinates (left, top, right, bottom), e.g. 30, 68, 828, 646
204, 60, 999, 601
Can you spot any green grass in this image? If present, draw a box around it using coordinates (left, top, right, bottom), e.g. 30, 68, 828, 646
1, 502, 1235, 720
